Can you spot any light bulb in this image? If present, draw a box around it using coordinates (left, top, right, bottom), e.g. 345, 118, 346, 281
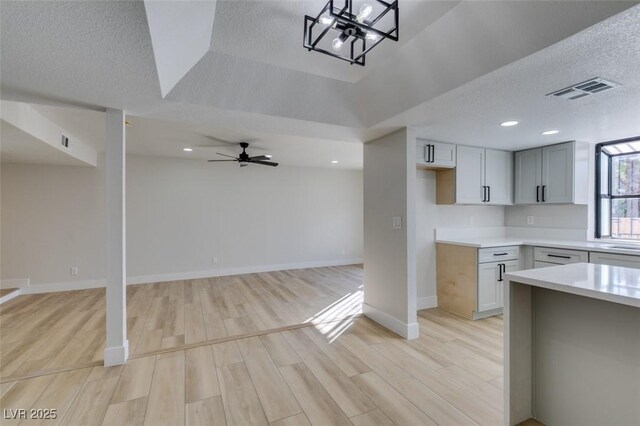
356, 3, 373, 23
331, 37, 344, 51
366, 31, 381, 42
318, 14, 334, 26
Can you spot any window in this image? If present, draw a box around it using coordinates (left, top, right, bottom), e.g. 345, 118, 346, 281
595, 138, 640, 240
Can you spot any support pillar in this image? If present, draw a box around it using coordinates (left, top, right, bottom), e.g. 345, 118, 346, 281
104, 108, 128, 366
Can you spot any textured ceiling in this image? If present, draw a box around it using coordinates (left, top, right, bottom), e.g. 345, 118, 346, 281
402, 4, 640, 150
209, 0, 459, 83
1, 1, 639, 166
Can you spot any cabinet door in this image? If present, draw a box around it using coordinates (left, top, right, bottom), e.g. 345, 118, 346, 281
514, 148, 542, 204
456, 146, 485, 204
416, 139, 428, 165
431, 142, 456, 168
477, 262, 500, 312
485, 149, 513, 205
542, 142, 574, 204
500, 260, 520, 308
416, 140, 456, 168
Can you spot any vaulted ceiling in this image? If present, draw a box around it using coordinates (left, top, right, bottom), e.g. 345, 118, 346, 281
1, 1, 639, 155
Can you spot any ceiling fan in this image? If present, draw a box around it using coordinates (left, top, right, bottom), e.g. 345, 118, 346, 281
208, 142, 278, 167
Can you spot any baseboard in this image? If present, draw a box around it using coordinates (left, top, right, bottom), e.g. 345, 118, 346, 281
363, 303, 419, 340
417, 296, 438, 310
0, 278, 29, 289
15, 258, 364, 294
103, 340, 129, 367
127, 258, 363, 285
0, 289, 20, 305
21, 279, 105, 295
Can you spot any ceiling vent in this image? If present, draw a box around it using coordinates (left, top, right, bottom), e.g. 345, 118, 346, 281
547, 77, 620, 100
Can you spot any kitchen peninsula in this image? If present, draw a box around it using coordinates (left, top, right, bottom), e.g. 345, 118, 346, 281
504, 263, 640, 425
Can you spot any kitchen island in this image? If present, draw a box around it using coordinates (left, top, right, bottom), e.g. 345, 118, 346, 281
504, 263, 640, 426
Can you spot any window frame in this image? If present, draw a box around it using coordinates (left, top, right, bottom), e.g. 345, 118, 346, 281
595, 136, 640, 239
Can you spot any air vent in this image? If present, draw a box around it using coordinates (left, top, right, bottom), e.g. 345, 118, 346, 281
547, 77, 620, 100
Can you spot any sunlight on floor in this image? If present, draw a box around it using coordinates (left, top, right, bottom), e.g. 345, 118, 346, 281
308, 285, 363, 343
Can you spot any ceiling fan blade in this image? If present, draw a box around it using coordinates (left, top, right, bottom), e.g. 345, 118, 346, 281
250, 160, 279, 167
216, 152, 238, 159
194, 145, 230, 148
207, 159, 237, 162
249, 155, 270, 161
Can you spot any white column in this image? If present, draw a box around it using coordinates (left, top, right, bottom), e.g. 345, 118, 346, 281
104, 108, 128, 366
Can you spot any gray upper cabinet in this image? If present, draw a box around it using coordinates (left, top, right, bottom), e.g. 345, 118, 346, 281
485, 148, 514, 205
456, 146, 485, 204
514, 141, 588, 205
514, 148, 542, 204
416, 139, 456, 168
455, 146, 513, 205
542, 142, 574, 204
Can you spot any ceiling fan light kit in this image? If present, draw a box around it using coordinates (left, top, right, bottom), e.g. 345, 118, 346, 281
303, 0, 399, 66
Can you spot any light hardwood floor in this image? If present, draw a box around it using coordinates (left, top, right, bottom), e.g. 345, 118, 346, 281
0, 266, 363, 381
1, 309, 505, 425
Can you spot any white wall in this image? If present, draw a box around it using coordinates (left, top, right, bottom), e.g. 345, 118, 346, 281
505, 204, 588, 229
1, 161, 106, 287
363, 128, 418, 338
416, 169, 504, 307
1, 155, 363, 288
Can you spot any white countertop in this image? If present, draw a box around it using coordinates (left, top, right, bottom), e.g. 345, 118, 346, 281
504, 262, 640, 308
435, 236, 640, 256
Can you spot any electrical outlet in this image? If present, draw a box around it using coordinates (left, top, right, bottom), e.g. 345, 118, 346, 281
212, 257, 218, 264
341, 249, 346, 255
527, 215, 535, 225
392, 216, 402, 230
469, 216, 475, 225
70, 267, 78, 276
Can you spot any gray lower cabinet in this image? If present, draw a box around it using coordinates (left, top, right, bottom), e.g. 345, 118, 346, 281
436, 243, 519, 320
478, 259, 519, 312
589, 251, 640, 268
533, 246, 588, 265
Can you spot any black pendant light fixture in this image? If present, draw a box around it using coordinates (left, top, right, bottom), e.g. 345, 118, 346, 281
303, 0, 399, 66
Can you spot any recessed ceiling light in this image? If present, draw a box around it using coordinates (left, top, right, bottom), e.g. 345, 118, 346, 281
500, 121, 519, 127
183, 148, 193, 152
331, 160, 339, 164
541, 130, 559, 135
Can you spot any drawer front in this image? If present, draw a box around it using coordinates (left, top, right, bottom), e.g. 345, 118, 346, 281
590, 252, 640, 269
478, 246, 520, 263
534, 247, 588, 264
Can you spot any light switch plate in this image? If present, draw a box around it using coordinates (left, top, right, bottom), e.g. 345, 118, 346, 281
392, 216, 402, 230
527, 215, 535, 225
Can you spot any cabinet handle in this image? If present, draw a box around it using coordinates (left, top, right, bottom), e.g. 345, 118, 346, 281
547, 254, 571, 259
542, 185, 546, 202
424, 145, 431, 163
481, 186, 486, 202
430, 145, 435, 163
487, 186, 491, 203
493, 252, 509, 256
498, 263, 504, 282
536, 185, 540, 203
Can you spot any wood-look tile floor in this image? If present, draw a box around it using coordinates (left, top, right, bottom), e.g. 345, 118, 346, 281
0, 265, 364, 381
0, 309, 505, 425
